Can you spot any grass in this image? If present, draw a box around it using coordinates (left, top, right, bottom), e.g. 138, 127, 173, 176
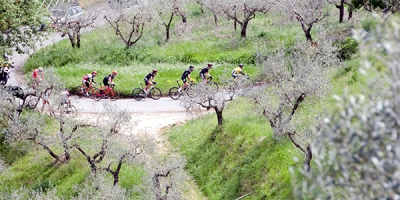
167, 99, 303, 199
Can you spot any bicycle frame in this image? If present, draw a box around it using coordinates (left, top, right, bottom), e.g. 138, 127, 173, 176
99, 84, 116, 96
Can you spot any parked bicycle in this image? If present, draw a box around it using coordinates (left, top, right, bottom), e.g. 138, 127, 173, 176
92, 83, 119, 101
132, 82, 162, 101
169, 79, 197, 100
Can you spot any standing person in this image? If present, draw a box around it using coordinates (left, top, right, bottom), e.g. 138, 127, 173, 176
232, 63, 246, 79
41, 86, 54, 116
82, 71, 97, 96
178, 66, 194, 94
144, 69, 158, 94
199, 63, 212, 83
32, 67, 44, 89
103, 70, 118, 88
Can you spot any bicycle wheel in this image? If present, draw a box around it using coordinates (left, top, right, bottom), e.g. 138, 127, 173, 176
206, 81, 219, 93
65, 105, 77, 118
93, 88, 102, 101
150, 87, 162, 100
186, 84, 198, 98
109, 89, 119, 101
132, 88, 145, 101
169, 87, 181, 100
74, 86, 85, 98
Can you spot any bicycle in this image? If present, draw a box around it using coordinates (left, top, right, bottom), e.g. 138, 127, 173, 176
132, 82, 162, 101
227, 75, 255, 91
168, 80, 197, 100
92, 83, 119, 101
74, 82, 97, 98
55, 101, 77, 118
197, 76, 219, 93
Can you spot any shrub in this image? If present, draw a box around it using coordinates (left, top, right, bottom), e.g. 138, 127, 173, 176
336, 37, 358, 60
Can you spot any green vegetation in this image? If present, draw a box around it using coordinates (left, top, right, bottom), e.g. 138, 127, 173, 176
167, 99, 302, 199
0, 2, 374, 199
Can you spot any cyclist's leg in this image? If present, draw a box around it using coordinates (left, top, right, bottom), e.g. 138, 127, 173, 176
84, 81, 90, 94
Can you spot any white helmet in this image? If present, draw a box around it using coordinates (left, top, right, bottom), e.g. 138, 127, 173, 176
38, 67, 44, 72
3, 67, 10, 73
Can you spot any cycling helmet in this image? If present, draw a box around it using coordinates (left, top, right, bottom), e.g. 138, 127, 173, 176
207, 63, 213, 68
152, 69, 158, 73
3, 67, 10, 73
92, 71, 97, 75
38, 67, 44, 72
189, 66, 194, 69
239, 63, 244, 67
112, 70, 118, 74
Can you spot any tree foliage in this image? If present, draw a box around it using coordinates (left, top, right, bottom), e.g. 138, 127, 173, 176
0, 0, 47, 54
104, 1, 152, 49
292, 16, 400, 199
222, 0, 275, 38
47, 2, 99, 48
351, 0, 400, 13
281, 0, 328, 42
252, 37, 340, 170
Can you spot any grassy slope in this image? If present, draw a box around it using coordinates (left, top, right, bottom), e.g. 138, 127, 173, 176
1, 3, 368, 199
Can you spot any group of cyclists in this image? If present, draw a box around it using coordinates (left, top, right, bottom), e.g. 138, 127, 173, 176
78, 63, 246, 97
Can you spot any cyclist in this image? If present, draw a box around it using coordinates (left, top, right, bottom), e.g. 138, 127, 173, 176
144, 69, 158, 94
60, 88, 71, 106
59, 88, 71, 115
103, 70, 118, 88
178, 66, 194, 94
32, 67, 44, 89
232, 63, 246, 79
82, 71, 97, 96
199, 63, 212, 83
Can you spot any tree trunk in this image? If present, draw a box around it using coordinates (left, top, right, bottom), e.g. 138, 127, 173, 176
216, 109, 223, 126
348, 9, 353, 20
213, 13, 218, 26
165, 26, 170, 42
67, 32, 76, 48
180, 13, 187, 23
233, 11, 237, 31
338, 2, 344, 23
304, 28, 312, 42
77, 32, 81, 48
240, 20, 249, 38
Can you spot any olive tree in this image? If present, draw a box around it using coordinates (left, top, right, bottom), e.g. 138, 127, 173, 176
180, 74, 253, 129
104, 2, 152, 49
152, 0, 191, 42
197, 0, 226, 26
0, 0, 47, 54
292, 16, 400, 199
327, 0, 354, 22
222, 0, 275, 38
351, 0, 400, 13
50, 3, 99, 48
140, 155, 188, 200
280, 0, 328, 43
73, 103, 146, 186
251, 37, 340, 171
